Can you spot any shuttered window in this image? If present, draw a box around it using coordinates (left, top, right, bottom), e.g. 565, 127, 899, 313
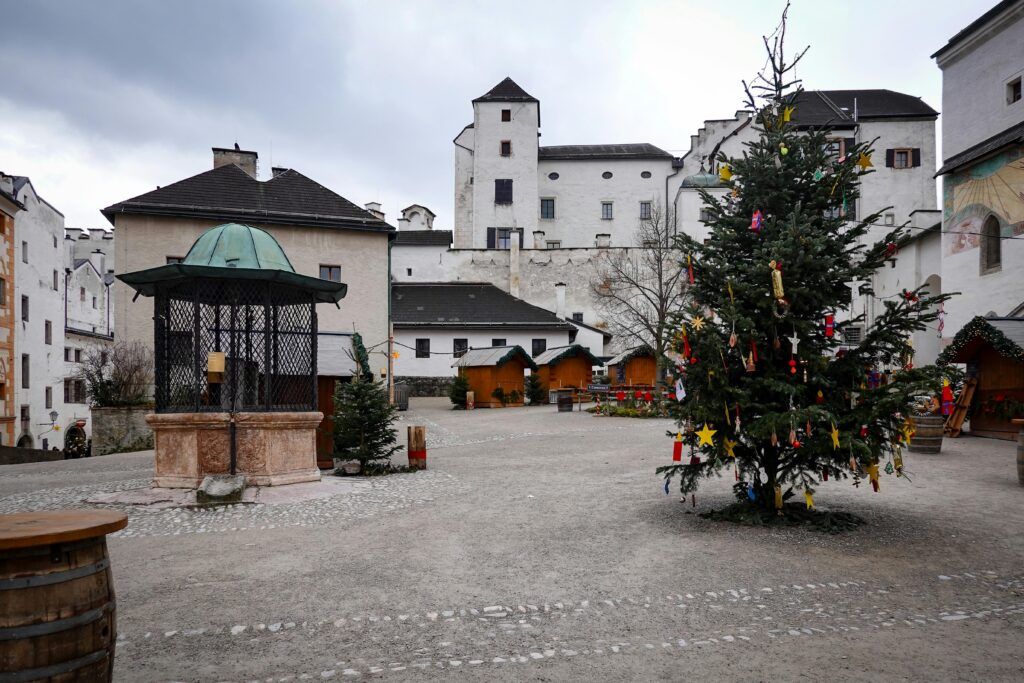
494, 179, 513, 204
885, 148, 921, 168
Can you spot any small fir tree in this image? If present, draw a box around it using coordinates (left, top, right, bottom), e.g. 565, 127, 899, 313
333, 334, 401, 469
524, 372, 547, 406
448, 373, 470, 408
658, 9, 950, 524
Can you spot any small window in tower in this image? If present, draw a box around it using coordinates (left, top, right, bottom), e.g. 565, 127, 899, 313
601, 171, 613, 179
601, 202, 613, 220
641, 171, 652, 179
500, 140, 512, 157
52, 270, 58, 291
546, 241, 561, 249
319, 265, 341, 282
1007, 77, 1022, 105
639, 201, 652, 220
501, 109, 511, 121
406, 268, 412, 277
415, 338, 430, 358
540, 198, 555, 219
491, 338, 506, 347
548, 172, 559, 180
571, 312, 584, 323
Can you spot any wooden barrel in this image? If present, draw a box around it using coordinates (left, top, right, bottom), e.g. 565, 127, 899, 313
0, 510, 128, 682
909, 415, 944, 454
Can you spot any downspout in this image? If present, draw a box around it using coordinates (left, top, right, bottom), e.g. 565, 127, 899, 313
387, 236, 394, 404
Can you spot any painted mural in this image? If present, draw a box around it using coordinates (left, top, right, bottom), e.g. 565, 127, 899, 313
944, 146, 1024, 255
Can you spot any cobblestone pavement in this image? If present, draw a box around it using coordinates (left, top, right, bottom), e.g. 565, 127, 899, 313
2, 398, 1023, 681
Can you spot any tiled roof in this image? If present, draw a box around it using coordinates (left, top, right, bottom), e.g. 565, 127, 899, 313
931, 0, 1021, 59
539, 143, 673, 161
102, 164, 393, 233
936, 120, 1024, 176
392, 282, 573, 329
473, 77, 538, 103
452, 345, 538, 370
392, 230, 453, 246
790, 90, 938, 126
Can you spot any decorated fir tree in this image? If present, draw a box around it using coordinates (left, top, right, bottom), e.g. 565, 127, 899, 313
658, 16, 950, 524
333, 333, 401, 469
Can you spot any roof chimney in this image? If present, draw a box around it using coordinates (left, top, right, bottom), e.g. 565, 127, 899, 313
212, 145, 258, 178
555, 282, 566, 319
271, 167, 288, 178
364, 202, 385, 221
89, 248, 106, 275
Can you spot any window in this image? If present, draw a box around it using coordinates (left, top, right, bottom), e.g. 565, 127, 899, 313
642, 240, 656, 249
64, 347, 72, 362
75, 380, 86, 403
641, 171, 652, 179
74, 348, 82, 363
0, 277, 5, 307
601, 171, 613, 179
532, 339, 547, 357
52, 270, 58, 291
166, 256, 184, 265
500, 140, 512, 157
981, 215, 1002, 274
699, 208, 713, 222
406, 268, 412, 277
319, 265, 341, 282
601, 202, 613, 220
491, 338, 506, 347
639, 201, 652, 220
64, 379, 71, 403
20, 295, 28, 322
824, 137, 852, 158
572, 312, 584, 323
501, 109, 511, 122
487, 227, 523, 249
453, 338, 468, 358
21, 354, 29, 389
415, 338, 430, 358
21, 241, 27, 263
1008, 77, 1022, 105
80, 287, 85, 302
894, 149, 910, 169
45, 386, 52, 410
540, 198, 555, 219
44, 320, 51, 345
548, 172, 559, 180
494, 179, 513, 204
842, 326, 864, 346
884, 213, 896, 226
20, 406, 29, 434
42, 438, 48, 450
546, 241, 561, 249
91, 296, 97, 309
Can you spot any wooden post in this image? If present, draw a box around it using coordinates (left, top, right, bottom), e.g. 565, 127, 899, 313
408, 426, 427, 470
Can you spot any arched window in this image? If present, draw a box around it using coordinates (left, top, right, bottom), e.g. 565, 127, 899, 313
981, 215, 1002, 273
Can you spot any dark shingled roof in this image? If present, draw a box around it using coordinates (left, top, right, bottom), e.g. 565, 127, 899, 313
539, 143, 673, 161
931, 0, 1021, 59
392, 282, 573, 330
789, 90, 938, 126
936, 119, 1024, 176
392, 230, 453, 247
102, 164, 393, 233
472, 77, 538, 103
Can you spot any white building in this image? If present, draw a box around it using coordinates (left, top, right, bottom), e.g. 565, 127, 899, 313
63, 227, 115, 438
391, 282, 574, 391
8, 176, 67, 450
932, 0, 1024, 337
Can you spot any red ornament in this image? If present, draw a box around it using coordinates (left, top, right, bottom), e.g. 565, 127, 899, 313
672, 435, 683, 462
616, 391, 626, 402
750, 339, 758, 363
941, 382, 955, 416
816, 390, 824, 404
682, 332, 692, 358
871, 479, 880, 493
824, 314, 835, 338
644, 391, 653, 402
690, 356, 699, 365
634, 390, 643, 399
886, 242, 898, 258
689, 455, 701, 465
822, 469, 829, 481
788, 359, 797, 375
859, 424, 868, 438
751, 210, 763, 235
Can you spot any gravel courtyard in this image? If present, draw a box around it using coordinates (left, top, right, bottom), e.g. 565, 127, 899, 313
3, 398, 1023, 681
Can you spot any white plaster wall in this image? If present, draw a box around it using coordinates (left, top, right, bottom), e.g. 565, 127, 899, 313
66, 263, 110, 336
675, 187, 730, 243
536, 158, 676, 247
468, 100, 540, 248
393, 327, 570, 377
391, 244, 451, 282
568, 323, 609, 358
942, 228, 1024, 333
675, 112, 753, 177
112, 215, 391, 375
453, 125, 475, 248
937, 4, 1024, 158
12, 183, 67, 448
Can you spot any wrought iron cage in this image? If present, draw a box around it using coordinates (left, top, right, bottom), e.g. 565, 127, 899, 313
153, 277, 317, 413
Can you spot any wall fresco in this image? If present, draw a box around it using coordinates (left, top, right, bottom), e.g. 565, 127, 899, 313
943, 146, 1024, 255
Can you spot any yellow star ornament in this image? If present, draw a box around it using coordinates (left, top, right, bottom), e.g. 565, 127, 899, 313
856, 152, 873, 170
696, 423, 717, 447
718, 164, 733, 182
830, 422, 841, 450
723, 437, 737, 458
689, 316, 705, 332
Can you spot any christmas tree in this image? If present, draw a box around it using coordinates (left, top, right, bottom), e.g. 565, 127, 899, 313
658, 10, 950, 524
333, 334, 402, 470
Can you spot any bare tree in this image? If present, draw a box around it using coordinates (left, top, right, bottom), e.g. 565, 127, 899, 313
591, 204, 688, 380
79, 341, 154, 407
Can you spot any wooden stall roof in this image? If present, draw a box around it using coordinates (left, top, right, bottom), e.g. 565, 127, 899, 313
533, 344, 604, 368
452, 345, 538, 371
607, 346, 655, 367
939, 316, 1024, 364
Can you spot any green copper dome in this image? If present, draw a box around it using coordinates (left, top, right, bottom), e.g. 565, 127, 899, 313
182, 223, 296, 272
680, 171, 723, 188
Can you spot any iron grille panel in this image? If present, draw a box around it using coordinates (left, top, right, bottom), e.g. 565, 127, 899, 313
153, 278, 316, 413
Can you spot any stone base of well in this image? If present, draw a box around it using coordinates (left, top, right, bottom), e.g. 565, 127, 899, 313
145, 411, 323, 488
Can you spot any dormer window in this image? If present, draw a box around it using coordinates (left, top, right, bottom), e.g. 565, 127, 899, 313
501, 109, 511, 122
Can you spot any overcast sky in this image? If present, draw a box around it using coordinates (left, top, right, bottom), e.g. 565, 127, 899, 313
0, 0, 991, 229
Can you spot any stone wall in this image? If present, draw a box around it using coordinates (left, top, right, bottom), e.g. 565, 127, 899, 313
397, 377, 454, 398
92, 405, 154, 455
0, 445, 64, 465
